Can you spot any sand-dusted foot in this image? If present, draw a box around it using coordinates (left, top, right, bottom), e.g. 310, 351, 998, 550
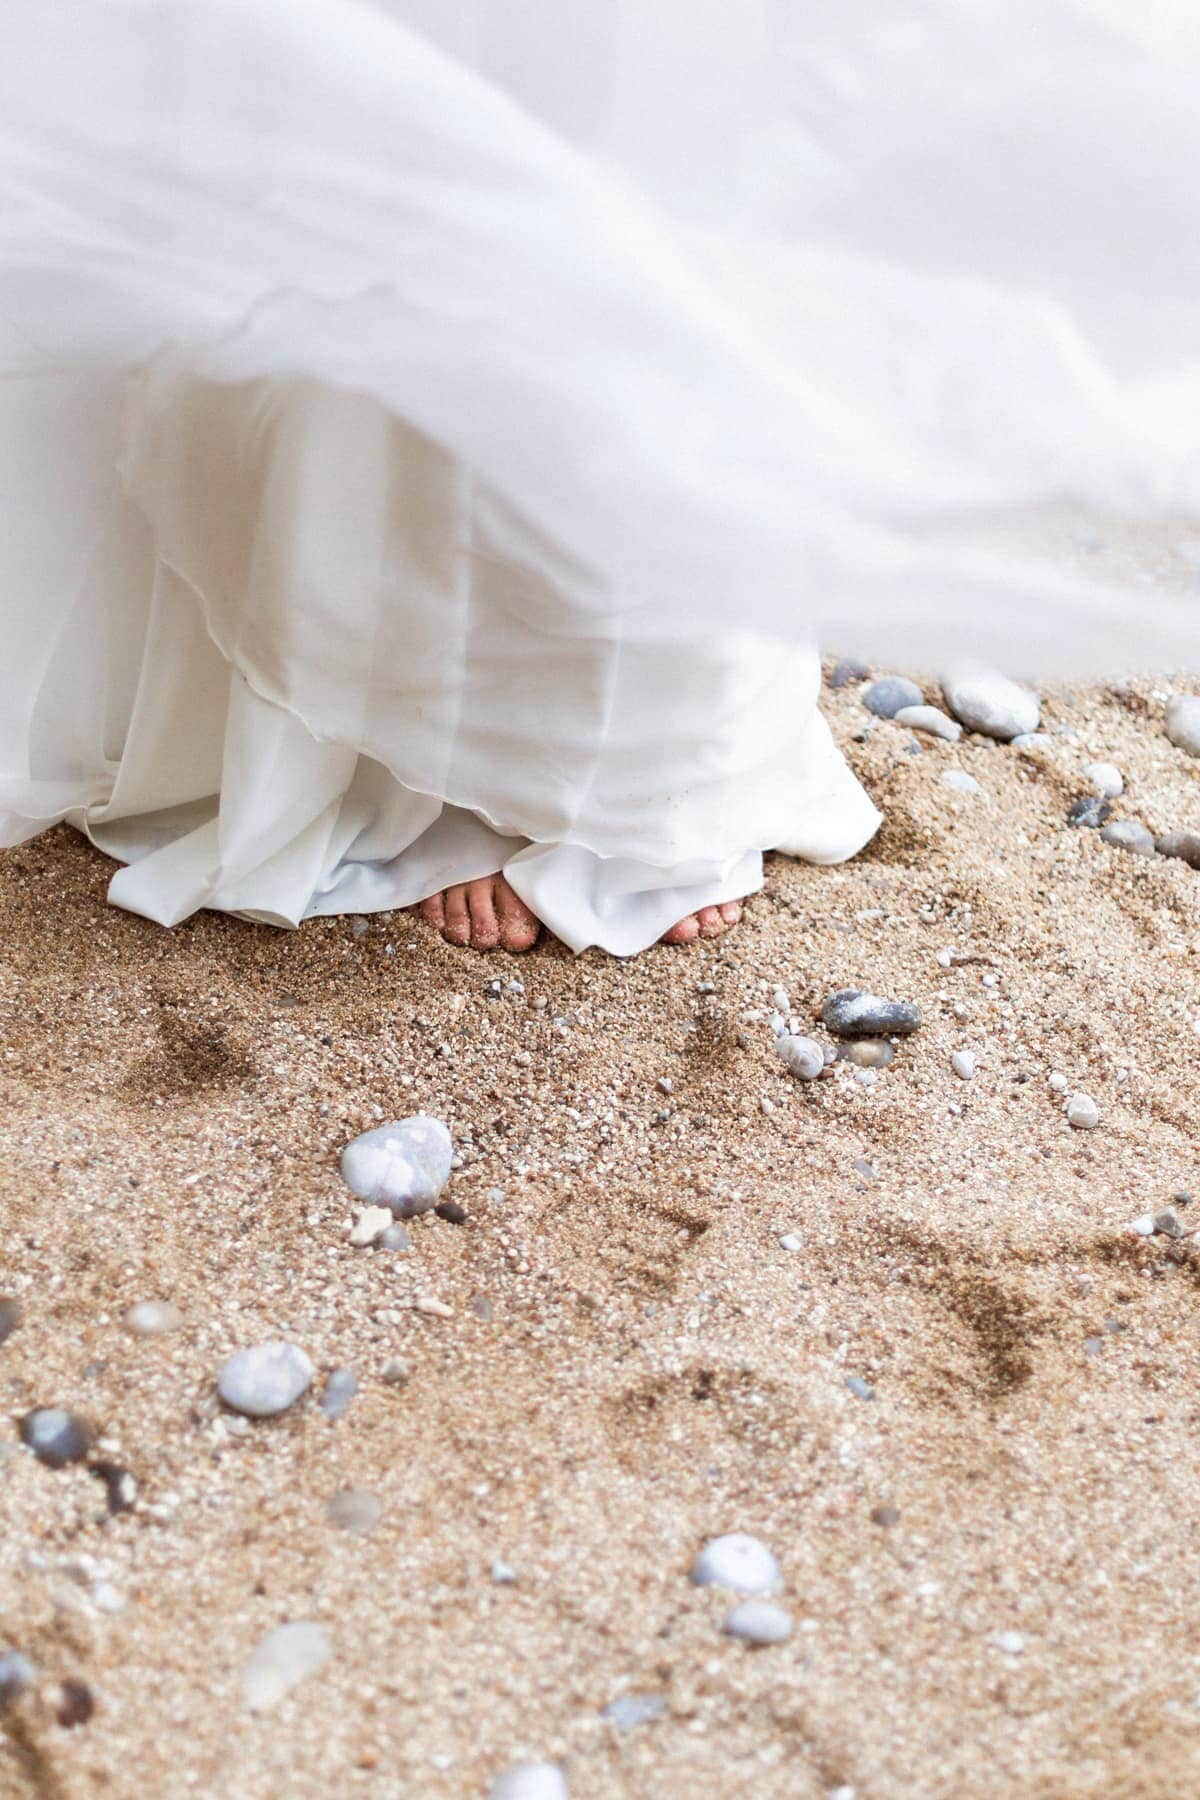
415, 874, 541, 953
660, 899, 743, 946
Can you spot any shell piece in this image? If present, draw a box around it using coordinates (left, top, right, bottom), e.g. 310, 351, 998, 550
340, 1116, 453, 1217
774, 1034, 824, 1080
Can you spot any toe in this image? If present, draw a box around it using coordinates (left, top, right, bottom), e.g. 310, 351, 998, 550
466, 877, 500, 950
661, 913, 700, 945
417, 892, 445, 929
442, 883, 471, 946
697, 905, 726, 938
718, 900, 742, 926
494, 876, 540, 952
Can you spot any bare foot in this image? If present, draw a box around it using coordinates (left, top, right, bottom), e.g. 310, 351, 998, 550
415, 874, 541, 953
660, 899, 743, 946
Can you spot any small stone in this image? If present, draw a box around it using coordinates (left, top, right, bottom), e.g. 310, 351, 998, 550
722, 1601, 793, 1646
839, 1039, 894, 1069
217, 1343, 313, 1418
0, 1298, 21, 1345
19, 1408, 93, 1468
242, 1622, 332, 1713
852, 1159, 877, 1184
123, 1299, 184, 1336
0, 1652, 35, 1705
1100, 820, 1155, 857
1066, 1093, 1100, 1131
690, 1533, 782, 1595
90, 1462, 137, 1514
1047, 1071, 1069, 1094
829, 658, 870, 689
491, 1558, 517, 1584
992, 1631, 1025, 1656
348, 1206, 392, 1247
56, 1679, 95, 1728
435, 1200, 468, 1225
1084, 761, 1124, 798
821, 990, 920, 1039
942, 769, 981, 794
471, 1295, 494, 1321
1011, 732, 1049, 749
1153, 1207, 1186, 1239
1126, 1215, 1155, 1237
350, 915, 370, 937
1155, 830, 1200, 869
488, 1762, 569, 1800
1084, 1336, 1103, 1357
339, 1115, 453, 1217
381, 1358, 410, 1385
942, 668, 1040, 740
774, 1034, 824, 1079
415, 1296, 453, 1319
779, 1233, 803, 1253
1165, 694, 1200, 758
863, 676, 923, 719
951, 1049, 976, 1081
870, 1506, 901, 1528
656, 1077, 674, 1095
93, 1583, 126, 1615
601, 1692, 667, 1730
1067, 796, 1111, 829
375, 1223, 411, 1251
320, 1368, 359, 1420
327, 1488, 383, 1535
892, 704, 961, 742
845, 1376, 874, 1401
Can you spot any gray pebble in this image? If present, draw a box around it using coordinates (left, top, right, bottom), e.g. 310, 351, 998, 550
375, 1223, 411, 1252
1165, 694, 1200, 758
822, 990, 920, 1039
845, 1376, 875, 1401
19, 1408, 93, 1468
491, 1558, 517, 1584
124, 1300, 183, 1336
863, 676, 923, 719
942, 769, 982, 794
1067, 797, 1111, 829
349, 915, 370, 937
217, 1342, 313, 1418
340, 1115, 453, 1217
941, 668, 1040, 740
1100, 820, 1155, 857
1153, 1207, 1186, 1239
839, 1039, 894, 1069
722, 1600, 794, 1646
1066, 1093, 1100, 1131
242, 1622, 332, 1713
0, 1651, 34, 1705
327, 1488, 383, 1535
774, 1033, 824, 1080
488, 1762, 569, 1800
601, 1692, 667, 1730
0, 1298, 20, 1345
892, 704, 961, 742
1084, 761, 1124, 798
1156, 831, 1200, 869
828, 658, 870, 689
319, 1368, 359, 1420
690, 1533, 782, 1595
381, 1357, 410, 1386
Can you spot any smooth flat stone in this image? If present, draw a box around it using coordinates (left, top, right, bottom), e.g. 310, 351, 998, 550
723, 1601, 794, 1645
942, 668, 1040, 740
327, 1488, 384, 1535
1156, 830, 1200, 868
863, 676, 923, 719
124, 1300, 183, 1336
242, 1622, 332, 1713
690, 1533, 782, 1595
942, 769, 981, 794
20, 1409, 92, 1468
218, 1342, 313, 1418
1100, 820, 1155, 857
1165, 694, 1200, 758
893, 704, 961, 742
822, 990, 921, 1039
1084, 761, 1123, 798
839, 1039, 894, 1069
319, 1368, 359, 1420
601, 1692, 667, 1730
340, 1116, 453, 1217
1066, 1093, 1100, 1131
951, 1049, 976, 1080
488, 1761, 569, 1800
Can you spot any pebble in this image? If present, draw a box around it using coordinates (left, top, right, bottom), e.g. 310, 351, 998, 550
381, 1358, 410, 1385
774, 1034, 824, 1080
1066, 796, 1111, 829
722, 1601, 794, 1646
829, 658, 870, 689
839, 1039, 894, 1069
941, 668, 1040, 740
0, 1652, 35, 1704
845, 1376, 875, 1401
1084, 761, 1124, 798
340, 1115, 453, 1217
435, 1200, 468, 1225
327, 1488, 383, 1535
488, 1762, 569, 1800
1047, 1071, 1069, 1094
217, 1342, 314, 1418
951, 1049, 976, 1081
1165, 693, 1200, 758
892, 704, 961, 742
821, 990, 921, 1039
863, 676, 923, 719
348, 1206, 392, 1247
320, 1368, 359, 1420
601, 1692, 666, 1730
1155, 830, 1200, 869
871, 1506, 901, 1528
942, 769, 981, 794
19, 1408, 93, 1468
1066, 1093, 1100, 1131
779, 1233, 803, 1253
124, 1299, 184, 1336
1153, 1206, 1186, 1239
1011, 732, 1049, 749
992, 1631, 1025, 1656
689, 1533, 782, 1595
1126, 1214, 1155, 1237
375, 1223, 411, 1252
0, 1298, 21, 1344
242, 1622, 332, 1713
1100, 820, 1155, 857
415, 1296, 453, 1319
491, 1559, 517, 1585
56, 1680, 94, 1728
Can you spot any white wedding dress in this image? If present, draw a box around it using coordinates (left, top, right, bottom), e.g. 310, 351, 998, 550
2, 1, 1198, 950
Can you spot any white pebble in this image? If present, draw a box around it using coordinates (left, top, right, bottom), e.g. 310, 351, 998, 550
1125, 1214, 1156, 1237
779, 1233, 803, 1253
951, 1050, 976, 1081
992, 1630, 1025, 1656
488, 1762, 568, 1800
774, 1034, 824, 1081
1165, 694, 1200, 759
935, 948, 954, 968
892, 704, 962, 742
942, 668, 1040, 740
124, 1300, 183, 1336
690, 1533, 782, 1595
942, 769, 981, 795
218, 1342, 313, 1418
348, 1205, 392, 1247
1066, 1093, 1100, 1131
340, 1116, 453, 1217
242, 1622, 332, 1712
1083, 761, 1123, 798
1047, 1071, 1069, 1094
723, 1600, 794, 1645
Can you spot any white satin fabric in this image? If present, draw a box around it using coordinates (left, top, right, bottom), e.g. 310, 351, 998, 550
2, 1, 1199, 944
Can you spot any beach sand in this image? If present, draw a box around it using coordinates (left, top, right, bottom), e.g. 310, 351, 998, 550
2, 671, 1200, 1798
